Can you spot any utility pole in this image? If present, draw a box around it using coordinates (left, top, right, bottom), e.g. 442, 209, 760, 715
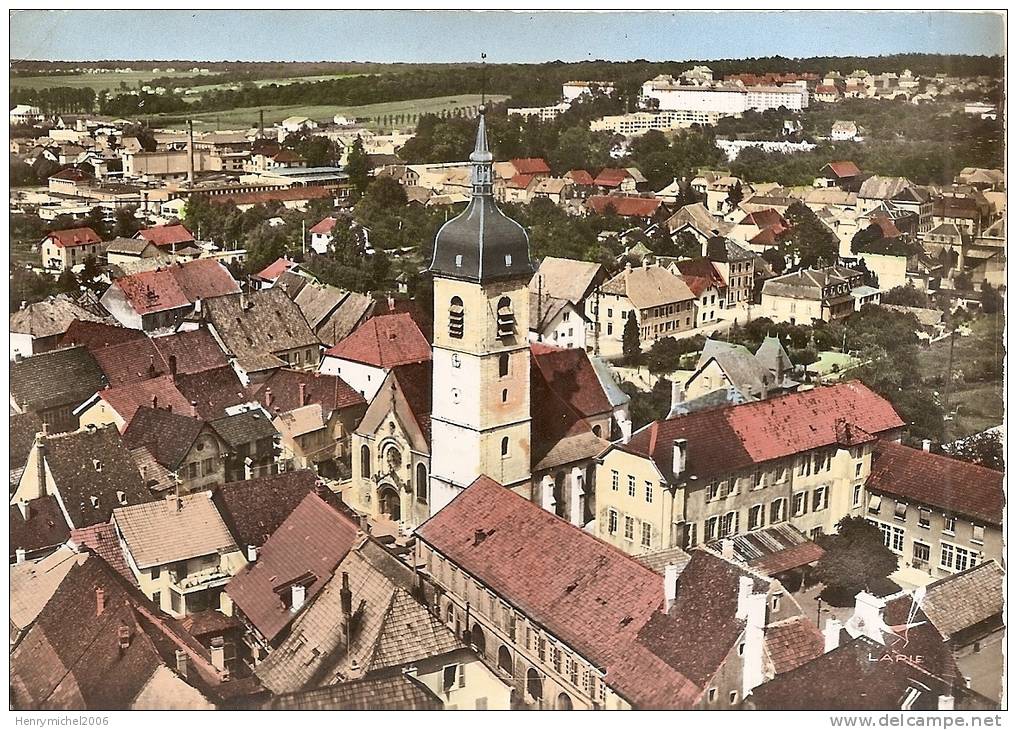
943, 328, 957, 413
301, 218, 306, 257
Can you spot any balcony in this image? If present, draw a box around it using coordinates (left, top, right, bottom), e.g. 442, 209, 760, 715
171, 565, 232, 594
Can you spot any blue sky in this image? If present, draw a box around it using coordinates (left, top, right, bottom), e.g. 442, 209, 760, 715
10, 11, 1004, 63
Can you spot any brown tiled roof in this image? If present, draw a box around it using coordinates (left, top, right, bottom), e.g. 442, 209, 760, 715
751, 541, 825, 575
416, 477, 702, 708
263, 674, 442, 710
10, 545, 85, 634
588, 195, 662, 218
531, 342, 613, 418
254, 257, 298, 282
314, 291, 374, 346
40, 425, 152, 529
920, 561, 1004, 639
152, 329, 229, 375
867, 440, 1003, 526
98, 375, 193, 427
174, 366, 255, 420
136, 223, 194, 247
10, 497, 71, 560
70, 523, 137, 585
308, 217, 337, 235
594, 168, 632, 187
46, 226, 102, 248
390, 361, 433, 445
823, 161, 862, 179
511, 157, 551, 175
91, 330, 227, 386
620, 381, 903, 483
10, 412, 43, 482
601, 264, 696, 309
212, 470, 319, 549
11, 345, 108, 414
529, 256, 605, 306
325, 312, 431, 368
113, 491, 238, 569
121, 406, 205, 471
252, 368, 365, 416
59, 319, 148, 352
764, 615, 824, 675
10, 296, 106, 338
227, 493, 359, 643
113, 260, 240, 316
566, 169, 595, 186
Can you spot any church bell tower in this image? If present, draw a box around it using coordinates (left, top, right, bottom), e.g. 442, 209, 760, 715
426, 108, 534, 514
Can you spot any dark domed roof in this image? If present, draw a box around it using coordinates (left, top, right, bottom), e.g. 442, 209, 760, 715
427, 112, 533, 284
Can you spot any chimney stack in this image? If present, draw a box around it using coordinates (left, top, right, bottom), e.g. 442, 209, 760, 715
291, 583, 307, 613
210, 636, 228, 676
247, 544, 258, 562
663, 562, 679, 612
823, 618, 842, 653
244, 456, 254, 481
721, 538, 735, 561
264, 387, 274, 408
190, 401, 198, 418
15, 548, 26, 564
670, 379, 685, 412
117, 625, 131, 652
340, 572, 353, 634
169, 355, 178, 376
672, 438, 688, 479
937, 695, 955, 711
151, 395, 158, 409
921, 439, 932, 452
175, 649, 189, 678
299, 382, 307, 406
851, 592, 889, 644
619, 417, 632, 444
96, 586, 106, 616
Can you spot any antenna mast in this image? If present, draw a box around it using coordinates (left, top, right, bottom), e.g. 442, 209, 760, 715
480, 52, 487, 108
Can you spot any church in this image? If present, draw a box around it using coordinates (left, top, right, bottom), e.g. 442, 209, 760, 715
345, 110, 630, 531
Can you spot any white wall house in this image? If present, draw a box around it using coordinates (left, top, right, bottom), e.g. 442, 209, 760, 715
317, 357, 387, 402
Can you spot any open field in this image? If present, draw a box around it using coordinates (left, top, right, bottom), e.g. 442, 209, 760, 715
10, 70, 219, 91
181, 74, 370, 99
153, 94, 508, 131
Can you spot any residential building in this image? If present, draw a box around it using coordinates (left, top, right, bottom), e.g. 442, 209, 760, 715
10, 345, 108, 433
529, 256, 606, 323
136, 223, 196, 252
587, 195, 663, 222
211, 469, 321, 551
76, 374, 193, 432
260, 675, 444, 710
10, 104, 43, 125
529, 292, 587, 350
816, 161, 863, 189
319, 311, 431, 401
10, 295, 107, 360
590, 109, 725, 136
562, 80, 616, 102
704, 237, 756, 309
682, 336, 793, 404
308, 216, 338, 253
830, 121, 859, 141
121, 407, 230, 494
759, 266, 866, 324
39, 226, 104, 271
210, 408, 281, 481
593, 167, 644, 193
595, 263, 698, 346
112, 491, 247, 617
672, 257, 729, 326
105, 237, 162, 267
595, 381, 904, 556
863, 441, 1003, 581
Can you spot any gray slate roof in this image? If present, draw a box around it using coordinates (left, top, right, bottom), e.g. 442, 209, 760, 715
11, 345, 108, 413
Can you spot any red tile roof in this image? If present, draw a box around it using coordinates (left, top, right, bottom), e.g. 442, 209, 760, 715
99, 375, 193, 428
252, 368, 366, 416
676, 258, 726, 288
70, 523, 137, 585
46, 227, 102, 248
308, 217, 337, 235
764, 616, 826, 675
137, 224, 194, 248
751, 541, 825, 576
325, 312, 431, 368
254, 257, 298, 282
566, 169, 595, 186
739, 208, 788, 229
226, 493, 359, 643
506, 173, 535, 189
511, 158, 551, 175
594, 168, 632, 187
91, 330, 227, 386
621, 381, 903, 482
416, 476, 702, 709
390, 362, 432, 446
212, 470, 320, 549
867, 441, 1003, 526
270, 149, 304, 163
681, 274, 713, 297
114, 260, 240, 315
170, 259, 242, 301
10, 497, 70, 559
174, 366, 255, 420
49, 168, 92, 182
588, 195, 662, 218
59, 320, 148, 352
824, 161, 862, 179
870, 215, 902, 239
531, 343, 612, 418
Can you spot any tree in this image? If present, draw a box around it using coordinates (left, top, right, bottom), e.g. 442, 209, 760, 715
813, 516, 899, 606
880, 284, 931, 308
56, 267, 79, 295
622, 314, 642, 365
79, 255, 104, 295
725, 181, 744, 212
980, 282, 1002, 314
645, 335, 705, 374
943, 430, 1003, 471
346, 136, 371, 199
783, 201, 839, 268
113, 205, 142, 239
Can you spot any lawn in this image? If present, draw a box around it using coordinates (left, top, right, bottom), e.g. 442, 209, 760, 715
180, 74, 369, 99
152, 94, 508, 131
10, 69, 219, 92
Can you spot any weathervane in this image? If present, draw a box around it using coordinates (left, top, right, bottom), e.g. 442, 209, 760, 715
481, 52, 487, 107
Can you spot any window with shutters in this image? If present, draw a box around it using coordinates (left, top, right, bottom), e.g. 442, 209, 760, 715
641, 521, 651, 547
627, 475, 636, 497
449, 297, 464, 339
497, 297, 515, 338
749, 504, 764, 530
624, 516, 634, 541
770, 498, 785, 523
792, 491, 806, 516
611, 470, 619, 491
608, 509, 618, 535
705, 516, 718, 541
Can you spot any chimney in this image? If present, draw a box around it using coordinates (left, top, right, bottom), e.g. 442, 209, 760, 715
823, 618, 842, 653
151, 395, 158, 409
937, 695, 955, 711
33, 431, 48, 499
166, 491, 182, 511
736, 576, 754, 620
358, 514, 371, 535
340, 571, 353, 624
147, 355, 157, 376
247, 544, 258, 562
264, 387, 274, 408
96, 586, 106, 616
169, 355, 178, 376
117, 625, 131, 651
299, 382, 307, 406
190, 400, 198, 418
619, 417, 632, 444
210, 636, 228, 675
663, 562, 679, 612
672, 438, 688, 479
175, 649, 189, 678
670, 379, 684, 412
291, 583, 307, 613
921, 439, 932, 452
243, 456, 254, 481
387, 294, 395, 311
15, 548, 26, 564
851, 592, 889, 644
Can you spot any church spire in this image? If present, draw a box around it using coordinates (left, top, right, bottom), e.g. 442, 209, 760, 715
470, 107, 493, 197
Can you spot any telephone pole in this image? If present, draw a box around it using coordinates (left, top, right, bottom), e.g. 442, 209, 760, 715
943, 328, 957, 413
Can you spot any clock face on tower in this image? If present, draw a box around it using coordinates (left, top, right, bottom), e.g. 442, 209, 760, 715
451, 353, 461, 368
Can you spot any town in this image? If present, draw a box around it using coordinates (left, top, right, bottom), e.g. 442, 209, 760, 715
8, 16, 1006, 714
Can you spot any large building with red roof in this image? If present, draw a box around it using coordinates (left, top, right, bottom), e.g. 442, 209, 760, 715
136, 223, 195, 250
595, 380, 905, 556
864, 440, 1003, 580
40, 226, 104, 271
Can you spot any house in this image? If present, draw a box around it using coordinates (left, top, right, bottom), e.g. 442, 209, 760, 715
10, 345, 108, 433
665, 201, 732, 240
210, 408, 281, 482
919, 561, 1004, 704
682, 336, 793, 404
121, 407, 230, 494
201, 288, 322, 382
10, 491, 72, 564
10, 544, 86, 641
291, 280, 374, 346
136, 223, 196, 252
308, 216, 338, 254
593, 167, 642, 193
211, 469, 322, 551
10, 296, 107, 360
225, 491, 359, 657
112, 491, 246, 617
495, 157, 552, 180
730, 208, 790, 251
253, 534, 511, 710
529, 292, 587, 350
39, 226, 104, 271
88, 329, 228, 387
251, 256, 303, 289
863, 440, 1003, 582
672, 258, 728, 326
105, 237, 162, 267
830, 121, 858, 141
587, 195, 663, 222
816, 161, 862, 189
76, 374, 193, 432
415, 475, 812, 709
11, 423, 152, 534
528, 256, 606, 329
954, 167, 1004, 191
100, 259, 241, 332
10, 555, 254, 709
10, 412, 43, 489
319, 311, 431, 401
595, 381, 904, 556
279, 116, 317, 135
704, 236, 755, 310
260, 675, 444, 710
595, 263, 697, 346
759, 265, 866, 324
10, 104, 43, 125
691, 173, 748, 216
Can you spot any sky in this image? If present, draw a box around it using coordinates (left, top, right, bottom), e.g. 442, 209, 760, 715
10, 11, 1005, 63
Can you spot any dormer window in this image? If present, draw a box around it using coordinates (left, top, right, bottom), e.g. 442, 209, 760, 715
455, 255, 463, 268
449, 297, 464, 339
504, 254, 512, 267
497, 297, 515, 338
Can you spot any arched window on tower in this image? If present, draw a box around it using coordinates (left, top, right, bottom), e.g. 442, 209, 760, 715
501, 437, 509, 458
360, 445, 371, 478
497, 296, 515, 338
449, 296, 464, 339
416, 463, 428, 504
499, 352, 510, 377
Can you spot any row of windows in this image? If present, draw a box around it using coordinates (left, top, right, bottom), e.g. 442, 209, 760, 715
606, 510, 653, 548
609, 471, 654, 504
359, 445, 429, 502
447, 296, 516, 339
867, 497, 983, 543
